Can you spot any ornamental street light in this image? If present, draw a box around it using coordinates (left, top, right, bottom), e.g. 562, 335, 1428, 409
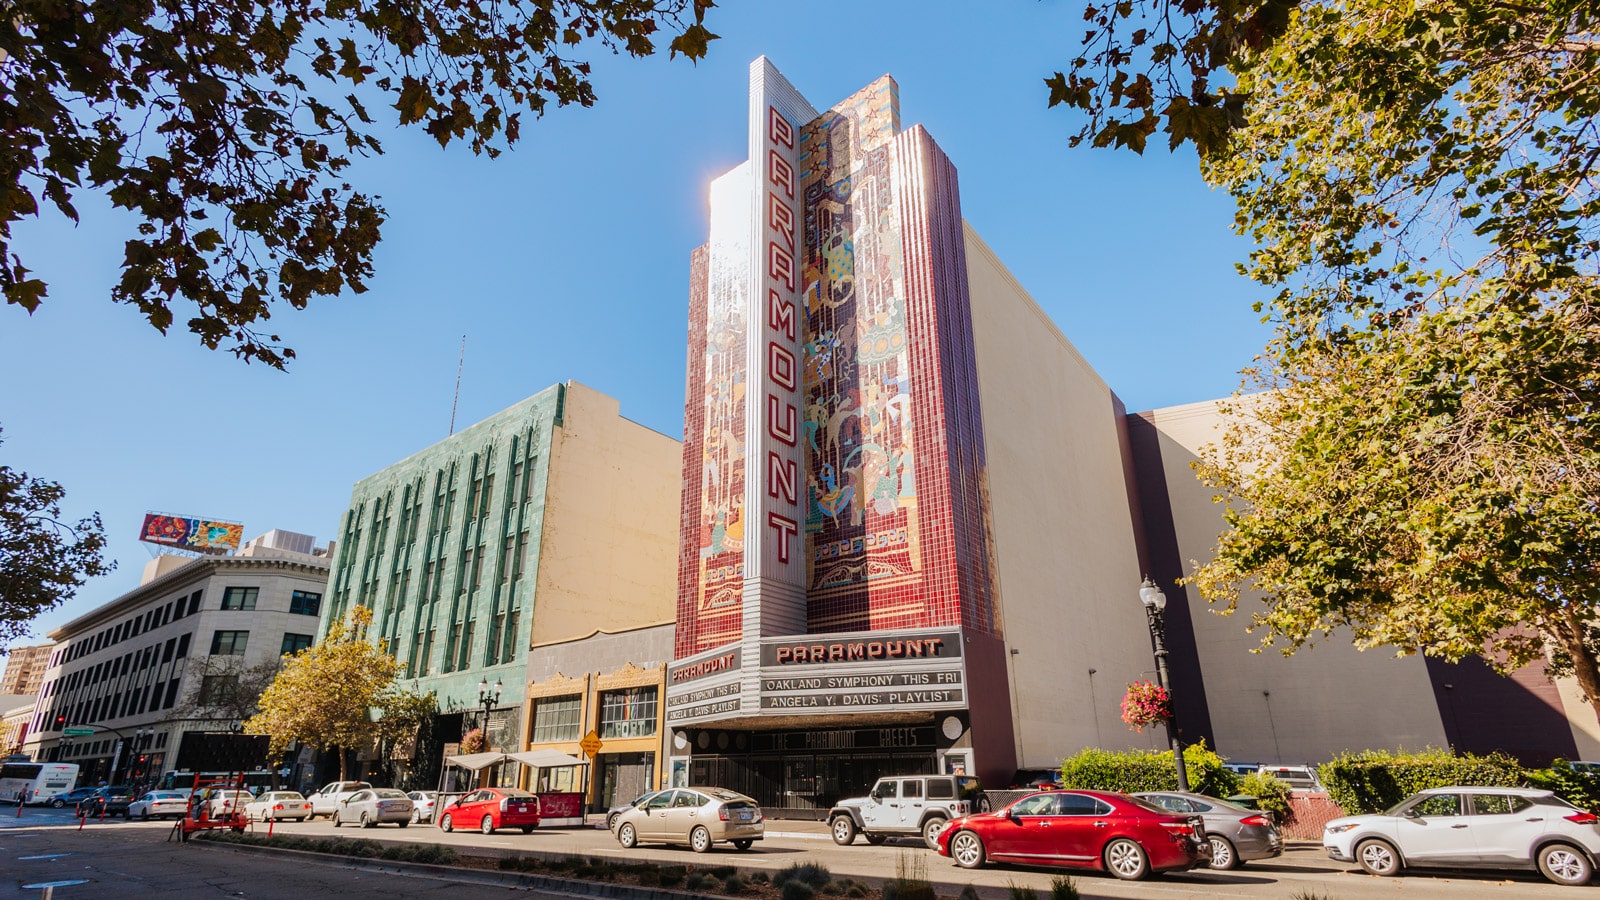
1139, 576, 1189, 792
476, 677, 503, 748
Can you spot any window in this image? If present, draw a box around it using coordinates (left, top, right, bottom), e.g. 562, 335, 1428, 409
599, 686, 657, 738
221, 587, 258, 610
1410, 794, 1462, 817
1011, 794, 1058, 816
199, 675, 238, 706
902, 779, 922, 798
176, 632, 191, 658
1059, 793, 1106, 816
289, 591, 322, 616
187, 591, 203, 616
1469, 794, 1530, 815
281, 633, 314, 655
531, 696, 581, 743
210, 630, 249, 655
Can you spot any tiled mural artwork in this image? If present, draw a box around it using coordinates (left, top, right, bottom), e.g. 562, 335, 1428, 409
677, 68, 1000, 658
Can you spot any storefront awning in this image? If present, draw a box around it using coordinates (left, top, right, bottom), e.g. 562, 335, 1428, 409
508, 749, 587, 768
443, 751, 511, 771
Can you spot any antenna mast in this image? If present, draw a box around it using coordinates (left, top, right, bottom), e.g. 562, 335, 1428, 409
449, 335, 466, 436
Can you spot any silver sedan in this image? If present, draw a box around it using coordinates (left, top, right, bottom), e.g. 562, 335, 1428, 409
1134, 791, 1283, 870
332, 788, 414, 828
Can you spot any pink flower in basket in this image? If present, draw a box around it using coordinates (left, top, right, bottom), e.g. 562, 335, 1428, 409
460, 727, 487, 754
1120, 681, 1172, 732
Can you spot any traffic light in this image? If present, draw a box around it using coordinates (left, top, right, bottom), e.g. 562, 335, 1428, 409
55, 715, 64, 729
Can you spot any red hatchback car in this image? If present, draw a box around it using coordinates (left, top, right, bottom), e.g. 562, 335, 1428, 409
438, 788, 541, 834
936, 790, 1208, 880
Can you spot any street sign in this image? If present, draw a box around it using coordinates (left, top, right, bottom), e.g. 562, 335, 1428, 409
62, 727, 94, 736
579, 730, 603, 758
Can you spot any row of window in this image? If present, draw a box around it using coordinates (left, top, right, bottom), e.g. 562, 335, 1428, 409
220, 587, 321, 616
207, 631, 313, 656
59, 587, 322, 665
529, 687, 659, 742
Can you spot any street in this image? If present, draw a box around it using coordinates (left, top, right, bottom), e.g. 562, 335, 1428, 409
0, 805, 1584, 900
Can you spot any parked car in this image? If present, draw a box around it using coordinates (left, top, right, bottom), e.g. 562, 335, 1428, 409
244, 791, 312, 822
1010, 769, 1064, 790
333, 788, 413, 828
201, 789, 254, 819
51, 787, 101, 809
608, 789, 666, 832
612, 787, 763, 853
1324, 786, 1600, 886
1222, 762, 1262, 777
936, 789, 1208, 880
830, 774, 986, 849
1134, 791, 1283, 869
308, 781, 372, 819
406, 790, 438, 824
76, 785, 136, 817
438, 787, 540, 834
126, 790, 190, 820
1568, 761, 1600, 775
1257, 765, 1325, 792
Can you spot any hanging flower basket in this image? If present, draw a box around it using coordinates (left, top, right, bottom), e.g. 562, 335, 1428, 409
459, 727, 487, 754
1120, 681, 1172, 732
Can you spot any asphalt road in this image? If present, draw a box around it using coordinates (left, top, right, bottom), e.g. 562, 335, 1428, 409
0, 805, 1584, 900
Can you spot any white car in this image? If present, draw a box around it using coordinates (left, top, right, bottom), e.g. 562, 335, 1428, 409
244, 790, 312, 822
1324, 786, 1600, 886
406, 790, 438, 824
126, 790, 190, 820
203, 789, 255, 819
309, 781, 372, 819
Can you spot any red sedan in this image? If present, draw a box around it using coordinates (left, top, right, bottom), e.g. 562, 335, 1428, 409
438, 788, 541, 834
936, 790, 1207, 880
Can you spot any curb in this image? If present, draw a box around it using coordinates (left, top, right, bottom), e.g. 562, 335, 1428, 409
189, 837, 791, 900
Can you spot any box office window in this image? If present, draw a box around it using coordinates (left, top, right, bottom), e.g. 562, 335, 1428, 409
531, 696, 581, 743
599, 686, 657, 739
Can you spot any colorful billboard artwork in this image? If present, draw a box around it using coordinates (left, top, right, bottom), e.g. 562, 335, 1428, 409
139, 514, 244, 553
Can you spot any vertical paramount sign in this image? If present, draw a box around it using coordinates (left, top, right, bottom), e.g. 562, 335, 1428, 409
744, 59, 815, 639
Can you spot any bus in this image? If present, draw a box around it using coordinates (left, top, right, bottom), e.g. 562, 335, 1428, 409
158, 769, 276, 794
0, 762, 80, 805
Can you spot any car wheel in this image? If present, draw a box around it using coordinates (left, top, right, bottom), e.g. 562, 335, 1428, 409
411, 809, 420, 823
1538, 842, 1594, 886
1356, 839, 1401, 877
950, 830, 986, 869
607, 812, 620, 831
618, 822, 638, 849
922, 816, 949, 850
141, 810, 150, 821
865, 834, 888, 846
690, 825, 712, 853
977, 796, 992, 813
397, 820, 409, 829
332, 812, 342, 827
520, 825, 534, 834
1208, 836, 1240, 870
1104, 838, 1150, 880
360, 812, 372, 829
441, 814, 453, 833
51, 799, 64, 809
734, 839, 753, 850
481, 814, 495, 835
831, 815, 857, 845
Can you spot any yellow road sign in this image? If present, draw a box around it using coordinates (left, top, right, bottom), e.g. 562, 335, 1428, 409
580, 730, 603, 758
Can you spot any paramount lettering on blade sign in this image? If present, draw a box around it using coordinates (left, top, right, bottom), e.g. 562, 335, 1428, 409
763, 634, 957, 666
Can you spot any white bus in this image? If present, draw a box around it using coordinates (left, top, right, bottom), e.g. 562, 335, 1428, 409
0, 762, 80, 805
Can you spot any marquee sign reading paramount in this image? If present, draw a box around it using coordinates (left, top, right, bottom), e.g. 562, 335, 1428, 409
666, 628, 965, 725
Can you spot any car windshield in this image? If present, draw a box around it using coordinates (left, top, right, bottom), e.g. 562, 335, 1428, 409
373, 789, 408, 799
499, 789, 537, 798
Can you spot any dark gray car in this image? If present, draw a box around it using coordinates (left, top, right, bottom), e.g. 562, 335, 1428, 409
1135, 791, 1283, 870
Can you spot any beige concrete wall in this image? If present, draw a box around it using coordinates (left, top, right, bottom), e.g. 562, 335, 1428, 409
531, 382, 682, 646
964, 224, 1164, 766
1553, 676, 1600, 760
1141, 398, 1450, 763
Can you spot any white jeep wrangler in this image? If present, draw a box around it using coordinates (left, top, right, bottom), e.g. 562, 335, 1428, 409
829, 774, 985, 849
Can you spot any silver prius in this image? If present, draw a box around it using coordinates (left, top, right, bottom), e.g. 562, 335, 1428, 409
333, 788, 414, 828
1323, 786, 1600, 886
613, 787, 764, 853
1134, 792, 1283, 870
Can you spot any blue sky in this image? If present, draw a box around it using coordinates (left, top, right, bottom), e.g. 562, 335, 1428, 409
1, 0, 1270, 641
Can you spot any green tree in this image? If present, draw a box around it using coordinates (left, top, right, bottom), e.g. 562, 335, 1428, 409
1055, 2, 1600, 714
2, 0, 718, 368
245, 606, 434, 780
0, 427, 113, 651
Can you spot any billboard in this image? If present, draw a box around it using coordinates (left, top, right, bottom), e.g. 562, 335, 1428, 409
139, 513, 243, 554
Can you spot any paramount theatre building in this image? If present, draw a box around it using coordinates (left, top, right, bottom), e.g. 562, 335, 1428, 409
663, 58, 1165, 810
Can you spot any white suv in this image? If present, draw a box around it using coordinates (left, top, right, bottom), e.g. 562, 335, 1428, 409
829, 774, 984, 849
1324, 786, 1600, 885
308, 781, 372, 819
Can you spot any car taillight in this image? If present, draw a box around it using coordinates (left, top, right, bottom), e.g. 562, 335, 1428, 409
1160, 821, 1194, 835
500, 797, 508, 811
1240, 814, 1271, 827
719, 807, 731, 821
273, 804, 284, 811
1565, 812, 1599, 825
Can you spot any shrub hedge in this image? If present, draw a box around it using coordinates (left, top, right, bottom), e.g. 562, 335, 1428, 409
1317, 748, 1523, 814
1525, 760, 1600, 811
1234, 772, 1291, 821
1058, 739, 1239, 797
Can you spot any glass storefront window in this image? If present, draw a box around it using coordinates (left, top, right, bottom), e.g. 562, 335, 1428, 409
531, 695, 581, 743
599, 686, 657, 739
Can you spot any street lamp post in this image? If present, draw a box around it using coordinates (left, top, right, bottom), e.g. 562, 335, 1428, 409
476, 677, 503, 747
1139, 576, 1189, 792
